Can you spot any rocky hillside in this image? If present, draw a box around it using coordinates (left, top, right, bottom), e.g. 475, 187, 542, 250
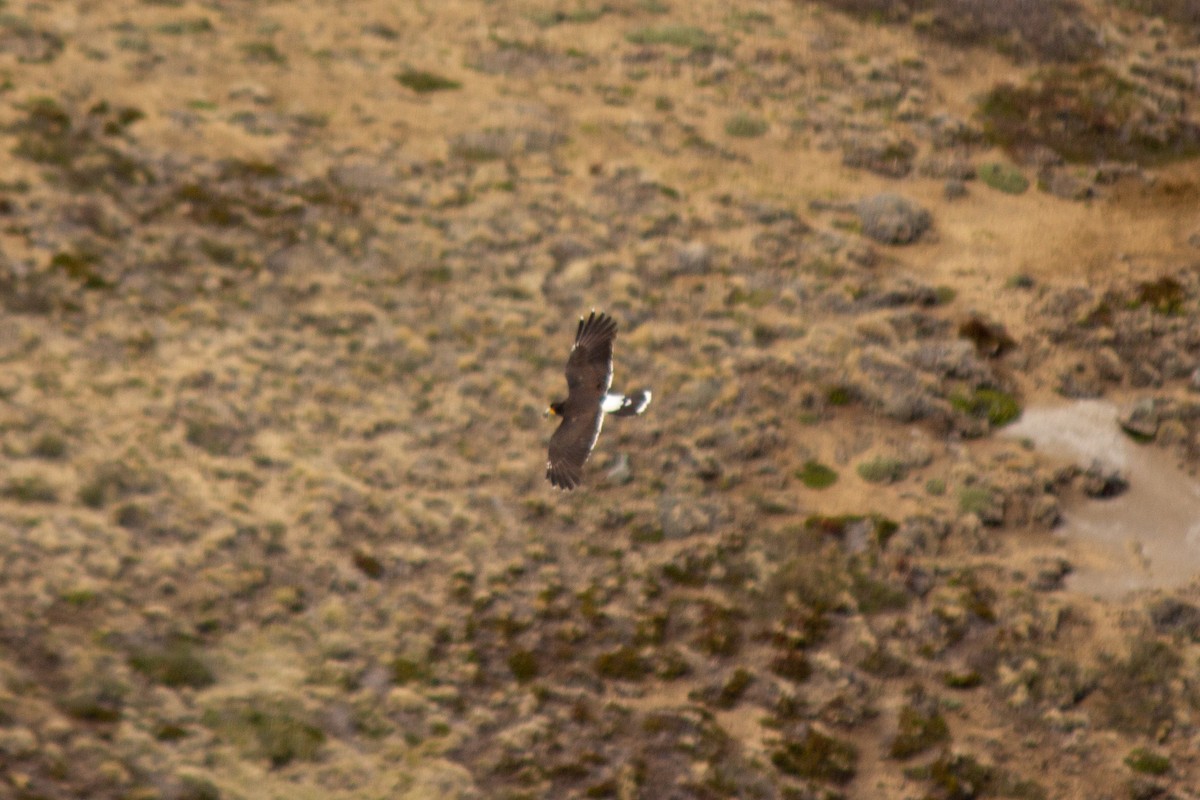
2, 1, 1200, 798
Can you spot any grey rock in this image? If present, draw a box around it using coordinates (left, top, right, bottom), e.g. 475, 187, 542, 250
1030, 557, 1072, 591
851, 346, 934, 422
1079, 459, 1129, 498
888, 516, 951, 558
856, 193, 931, 245
1148, 598, 1200, 640
743, 201, 799, 225
1021, 144, 1064, 170
905, 566, 934, 597
908, 340, 990, 382
1093, 161, 1142, 185
1057, 361, 1106, 399
1040, 168, 1094, 201
605, 452, 632, 485
926, 113, 983, 148
448, 129, 518, 161
842, 136, 915, 178
919, 154, 975, 180
547, 235, 593, 267
1031, 494, 1062, 528
674, 241, 712, 275
399, 761, 481, 800
659, 496, 718, 539
1119, 398, 1159, 440
1094, 347, 1126, 382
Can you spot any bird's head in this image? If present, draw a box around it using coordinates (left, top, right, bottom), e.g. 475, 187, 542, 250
545, 401, 565, 418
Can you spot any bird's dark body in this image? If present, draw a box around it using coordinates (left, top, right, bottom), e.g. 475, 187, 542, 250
546, 312, 648, 490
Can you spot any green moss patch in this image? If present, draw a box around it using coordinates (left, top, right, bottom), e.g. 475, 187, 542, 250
1124, 747, 1170, 775
395, 69, 462, 93
625, 25, 715, 50
795, 460, 838, 489
951, 388, 1021, 427
977, 162, 1029, 194
725, 113, 768, 138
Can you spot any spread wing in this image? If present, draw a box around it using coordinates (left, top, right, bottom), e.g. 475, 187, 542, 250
547, 409, 604, 489
547, 311, 618, 489
565, 311, 617, 396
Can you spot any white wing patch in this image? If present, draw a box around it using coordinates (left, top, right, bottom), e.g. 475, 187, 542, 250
601, 393, 626, 413
588, 410, 605, 455
603, 390, 652, 416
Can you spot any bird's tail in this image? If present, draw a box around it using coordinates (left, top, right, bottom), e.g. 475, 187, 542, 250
607, 389, 652, 417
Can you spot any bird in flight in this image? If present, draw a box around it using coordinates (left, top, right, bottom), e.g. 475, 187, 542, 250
546, 311, 651, 489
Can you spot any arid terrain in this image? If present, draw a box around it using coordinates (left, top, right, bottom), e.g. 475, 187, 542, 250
3, 0, 1200, 798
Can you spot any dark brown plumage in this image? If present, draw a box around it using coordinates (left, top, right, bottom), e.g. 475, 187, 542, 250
546, 311, 618, 490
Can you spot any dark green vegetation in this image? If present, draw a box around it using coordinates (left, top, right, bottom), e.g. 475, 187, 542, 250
812, 0, 1098, 61
9, 97, 150, 193
624, 24, 715, 50
906, 753, 1047, 800
395, 69, 462, 93
0, 14, 64, 63
1125, 747, 1171, 776
61, 674, 127, 723
977, 162, 1028, 194
1097, 639, 1183, 736
795, 460, 838, 489
202, 696, 325, 767
1135, 276, 1186, 315
128, 637, 216, 689
239, 41, 286, 64
951, 388, 1022, 428
725, 113, 768, 138
890, 702, 951, 758
771, 728, 858, 784
978, 66, 1200, 165
2, 473, 57, 503
1122, 0, 1200, 37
